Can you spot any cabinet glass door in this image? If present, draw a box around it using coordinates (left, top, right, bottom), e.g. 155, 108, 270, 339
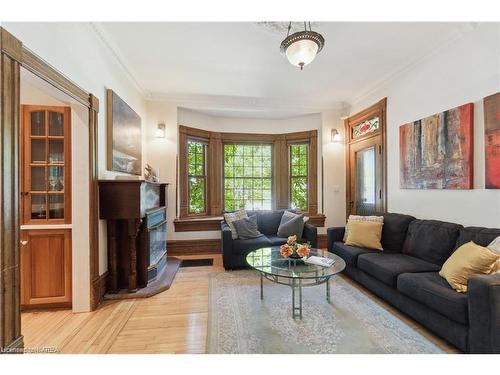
23, 106, 71, 224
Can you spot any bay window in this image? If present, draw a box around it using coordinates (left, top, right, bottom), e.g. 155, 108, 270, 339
177, 126, 322, 229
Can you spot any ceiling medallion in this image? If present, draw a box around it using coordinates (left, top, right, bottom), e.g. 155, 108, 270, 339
280, 22, 325, 70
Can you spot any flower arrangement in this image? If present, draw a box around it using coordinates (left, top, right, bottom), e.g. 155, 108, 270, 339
279, 235, 311, 259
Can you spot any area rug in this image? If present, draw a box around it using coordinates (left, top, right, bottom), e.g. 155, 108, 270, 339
207, 270, 446, 354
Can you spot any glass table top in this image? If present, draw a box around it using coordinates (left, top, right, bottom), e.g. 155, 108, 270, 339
246, 247, 346, 280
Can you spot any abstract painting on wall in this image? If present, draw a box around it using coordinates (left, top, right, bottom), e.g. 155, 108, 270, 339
107, 89, 142, 175
484, 92, 500, 189
399, 103, 473, 189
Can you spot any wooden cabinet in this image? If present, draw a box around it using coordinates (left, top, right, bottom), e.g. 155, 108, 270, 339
20, 229, 72, 309
21, 105, 71, 225
20, 105, 73, 309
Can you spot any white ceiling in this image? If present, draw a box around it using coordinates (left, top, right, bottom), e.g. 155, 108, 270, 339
94, 22, 475, 118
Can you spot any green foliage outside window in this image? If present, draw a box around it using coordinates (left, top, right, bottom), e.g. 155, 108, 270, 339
224, 144, 272, 211
290, 144, 308, 211
188, 140, 206, 213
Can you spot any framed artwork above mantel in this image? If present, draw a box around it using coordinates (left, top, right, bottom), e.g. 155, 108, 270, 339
106, 89, 142, 175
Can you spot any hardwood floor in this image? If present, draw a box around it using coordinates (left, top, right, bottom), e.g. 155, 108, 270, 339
21, 254, 459, 354
22, 254, 223, 354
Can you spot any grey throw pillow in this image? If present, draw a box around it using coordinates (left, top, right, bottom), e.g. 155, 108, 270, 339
277, 213, 305, 238
224, 209, 248, 239
233, 215, 263, 239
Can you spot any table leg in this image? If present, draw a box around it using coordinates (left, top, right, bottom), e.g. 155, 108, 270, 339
291, 279, 303, 319
260, 273, 263, 300
299, 279, 303, 320
326, 278, 331, 303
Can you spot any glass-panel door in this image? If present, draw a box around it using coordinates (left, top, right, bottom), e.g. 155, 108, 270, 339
22, 106, 71, 224
348, 136, 383, 216
355, 146, 376, 215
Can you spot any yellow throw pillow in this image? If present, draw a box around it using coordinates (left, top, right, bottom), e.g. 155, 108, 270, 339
345, 220, 384, 250
343, 215, 384, 242
439, 241, 500, 293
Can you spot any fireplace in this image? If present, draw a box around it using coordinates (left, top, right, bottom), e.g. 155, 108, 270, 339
140, 206, 168, 284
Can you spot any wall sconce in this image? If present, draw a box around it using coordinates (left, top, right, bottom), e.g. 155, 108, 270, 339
331, 128, 341, 143
155, 123, 166, 138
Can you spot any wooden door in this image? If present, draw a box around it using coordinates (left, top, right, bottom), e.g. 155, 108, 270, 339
348, 137, 383, 215
20, 229, 72, 308
345, 98, 387, 217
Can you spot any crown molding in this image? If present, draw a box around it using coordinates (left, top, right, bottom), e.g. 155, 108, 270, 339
87, 22, 149, 97
349, 22, 481, 108
148, 92, 346, 113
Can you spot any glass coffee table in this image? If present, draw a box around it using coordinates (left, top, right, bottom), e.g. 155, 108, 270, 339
246, 247, 346, 319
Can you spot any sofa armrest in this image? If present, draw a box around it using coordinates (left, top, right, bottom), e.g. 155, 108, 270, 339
468, 272, 500, 353
327, 227, 345, 252
302, 223, 317, 248
221, 221, 234, 267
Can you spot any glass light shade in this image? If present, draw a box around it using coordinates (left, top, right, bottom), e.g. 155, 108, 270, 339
285, 39, 319, 69
155, 124, 166, 138
331, 129, 341, 142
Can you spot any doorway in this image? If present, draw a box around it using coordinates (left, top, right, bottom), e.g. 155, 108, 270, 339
345, 98, 387, 218
20, 67, 91, 311
0, 27, 99, 351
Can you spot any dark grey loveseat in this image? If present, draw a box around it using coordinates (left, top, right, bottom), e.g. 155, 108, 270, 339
327, 213, 500, 353
222, 210, 317, 269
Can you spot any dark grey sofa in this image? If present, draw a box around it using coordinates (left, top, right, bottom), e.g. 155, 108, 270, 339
327, 213, 500, 353
222, 210, 317, 269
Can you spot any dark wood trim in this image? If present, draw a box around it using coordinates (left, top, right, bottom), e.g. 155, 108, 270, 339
0, 27, 23, 350
168, 239, 221, 255
21, 48, 89, 107
308, 132, 318, 215
173, 217, 223, 232
208, 132, 222, 215
174, 213, 326, 232
91, 271, 108, 309
317, 234, 327, 249
275, 135, 288, 209
88, 95, 100, 310
307, 214, 326, 227
345, 98, 387, 219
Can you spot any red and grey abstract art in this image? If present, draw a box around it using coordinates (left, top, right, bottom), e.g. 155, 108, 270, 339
400, 103, 474, 189
484, 92, 500, 189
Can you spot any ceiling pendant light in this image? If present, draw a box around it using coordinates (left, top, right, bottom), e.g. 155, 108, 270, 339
280, 22, 325, 70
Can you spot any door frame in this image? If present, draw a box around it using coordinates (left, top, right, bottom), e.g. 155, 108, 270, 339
0, 27, 100, 351
345, 98, 387, 218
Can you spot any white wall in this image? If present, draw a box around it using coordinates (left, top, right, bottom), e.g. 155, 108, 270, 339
4, 23, 148, 311
349, 23, 500, 227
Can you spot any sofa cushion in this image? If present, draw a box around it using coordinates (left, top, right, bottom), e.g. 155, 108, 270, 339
330, 242, 379, 266
233, 215, 262, 239
358, 253, 440, 287
255, 210, 284, 235
455, 227, 500, 249
397, 272, 469, 325
439, 241, 500, 293
232, 235, 271, 255
267, 235, 288, 246
345, 221, 383, 250
403, 219, 463, 266
277, 213, 305, 238
223, 209, 248, 239
380, 213, 416, 253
